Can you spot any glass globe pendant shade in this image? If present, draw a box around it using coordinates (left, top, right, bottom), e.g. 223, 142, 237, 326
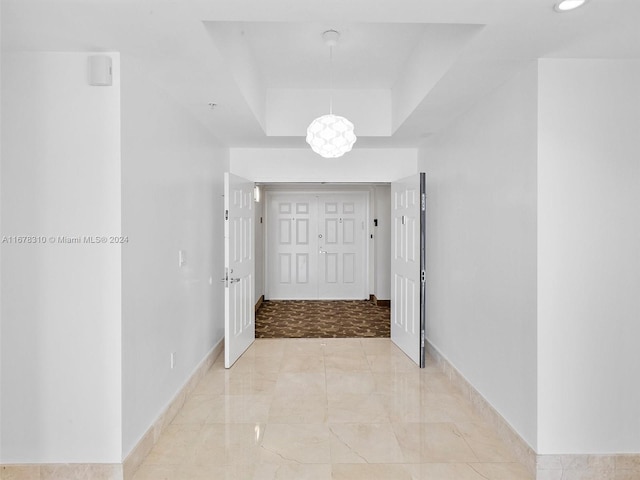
306, 113, 357, 158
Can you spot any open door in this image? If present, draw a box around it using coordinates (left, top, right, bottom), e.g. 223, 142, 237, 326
391, 173, 426, 367
224, 173, 255, 368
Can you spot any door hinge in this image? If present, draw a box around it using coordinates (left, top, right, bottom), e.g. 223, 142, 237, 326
421, 269, 426, 283
421, 193, 426, 212
421, 330, 425, 348
225, 209, 229, 221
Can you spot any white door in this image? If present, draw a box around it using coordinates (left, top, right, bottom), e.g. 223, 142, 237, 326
224, 173, 255, 368
266, 191, 368, 300
266, 193, 319, 299
391, 173, 426, 367
317, 194, 367, 299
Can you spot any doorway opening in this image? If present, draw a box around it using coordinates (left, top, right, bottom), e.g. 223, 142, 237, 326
224, 173, 426, 368
255, 183, 391, 339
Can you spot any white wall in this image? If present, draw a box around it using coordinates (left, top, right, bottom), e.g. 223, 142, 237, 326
230, 148, 417, 183
1, 53, 122, 463
373, 185, 391, 300
418, 63, 539, 448
204, 22, 266, 130
537, 59, 640, 454
120, 57, 228, 458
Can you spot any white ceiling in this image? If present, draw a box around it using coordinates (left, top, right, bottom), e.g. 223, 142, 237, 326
230, 22, 430, 89
3, 0, 640, 149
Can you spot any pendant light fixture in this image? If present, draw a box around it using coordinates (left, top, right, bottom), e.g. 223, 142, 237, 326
306, 30, 357, 158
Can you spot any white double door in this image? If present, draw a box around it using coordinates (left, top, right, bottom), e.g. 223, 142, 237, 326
266, 191, 368, 300
225, 174, 426, 369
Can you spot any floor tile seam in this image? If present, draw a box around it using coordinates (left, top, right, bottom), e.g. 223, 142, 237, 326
326, 391, 383, 404
453, 422, 484, 464
387, 420, 414, 466
326, 416, 393, 424
331, 460, 414, 465
137, 461, 182, 469
450, 421, 516, 463
170, 419, 211, 427
327, 425, 371, 465
183, 392, 232, 399
322, 352, 330, 409
388, 420, 474, 427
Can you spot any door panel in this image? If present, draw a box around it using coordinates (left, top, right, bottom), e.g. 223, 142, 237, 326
391, 173, 426, 367
267, 193, 319, 299
325, 218, 338, 244
224, 173, 255, 368
266, 191, 368, 300
324, 253, 338, 283
296, 253, 309, 283
343, 253, 355, 283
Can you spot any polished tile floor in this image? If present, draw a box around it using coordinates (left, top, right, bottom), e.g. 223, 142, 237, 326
132, 338, 533, 480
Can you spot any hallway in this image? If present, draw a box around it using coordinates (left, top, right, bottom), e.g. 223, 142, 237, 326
132, 338, 532, 480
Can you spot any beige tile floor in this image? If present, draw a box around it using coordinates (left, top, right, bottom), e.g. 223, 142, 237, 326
132, 338, 533, 480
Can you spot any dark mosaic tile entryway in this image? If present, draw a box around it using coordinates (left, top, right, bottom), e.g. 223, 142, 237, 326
255, 300, 390, 338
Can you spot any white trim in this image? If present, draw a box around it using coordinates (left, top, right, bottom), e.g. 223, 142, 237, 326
122, 339, 223, 479
425, 340, 537, 476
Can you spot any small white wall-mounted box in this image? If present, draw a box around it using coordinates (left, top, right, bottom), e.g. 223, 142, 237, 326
88, 54, 113, 86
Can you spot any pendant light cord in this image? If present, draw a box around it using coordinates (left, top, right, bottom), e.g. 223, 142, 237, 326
329, 45, 334, 115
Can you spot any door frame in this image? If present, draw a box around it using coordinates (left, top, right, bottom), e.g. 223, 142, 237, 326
263, 185, 372, 301
226, 177, 425, 368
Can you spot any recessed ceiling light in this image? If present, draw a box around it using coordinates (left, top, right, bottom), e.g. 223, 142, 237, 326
554, 0, 588, 12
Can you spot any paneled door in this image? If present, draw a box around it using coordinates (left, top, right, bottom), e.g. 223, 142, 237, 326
266, 191, 368, 300
266, 193, 319, 299
224, 173, 255, 368
317, 194, 367, 299
391, 173, 426, 367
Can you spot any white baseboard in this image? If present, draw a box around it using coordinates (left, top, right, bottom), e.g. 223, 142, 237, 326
0, 463, 122, 480
425, 340, 537, 477
1, 340, 225, 480
123, 338, 224, 479
426, 340, 640, 480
